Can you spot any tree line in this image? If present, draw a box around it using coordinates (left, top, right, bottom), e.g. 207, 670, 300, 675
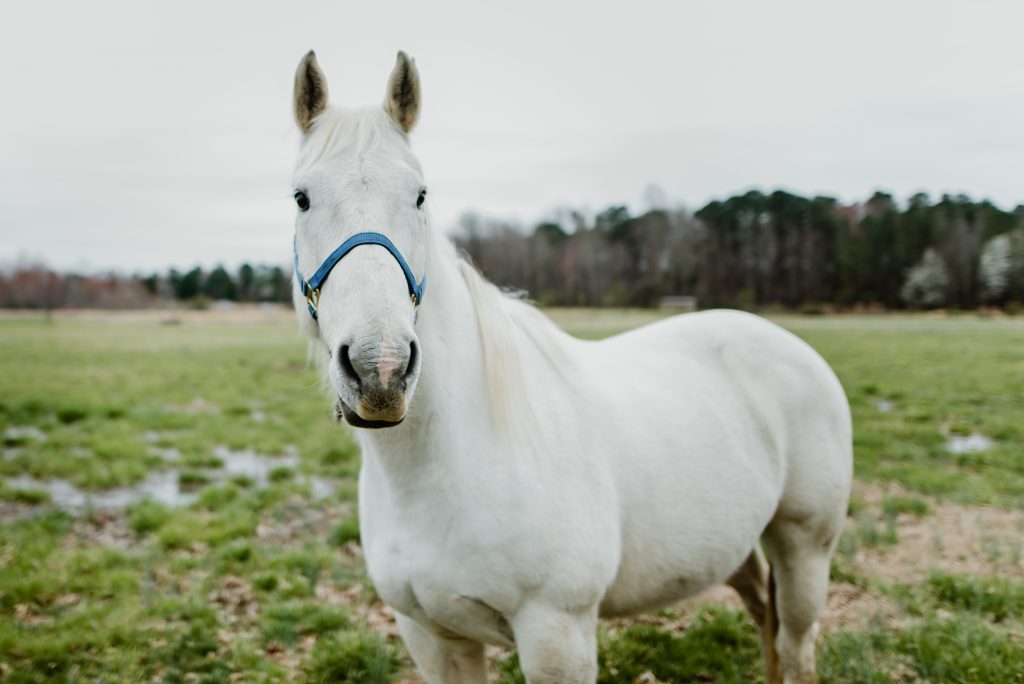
4, 189, 1023, 311
0, 263, 292, 310
455, 190, 1024, 310
139, 264, 292, 304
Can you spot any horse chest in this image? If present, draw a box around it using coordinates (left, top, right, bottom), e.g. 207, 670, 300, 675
363, 530, 519, 647
359, 470, 617, 646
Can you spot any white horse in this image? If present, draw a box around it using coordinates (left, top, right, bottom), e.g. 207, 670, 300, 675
288, 50, 852, 684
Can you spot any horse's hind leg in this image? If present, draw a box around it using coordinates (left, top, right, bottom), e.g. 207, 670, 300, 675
726, 548, 781, 683
726, 549, 767, 625
761, 515, 842, 684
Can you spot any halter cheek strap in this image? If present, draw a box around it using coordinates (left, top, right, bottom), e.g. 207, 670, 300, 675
294, 231, 426, 321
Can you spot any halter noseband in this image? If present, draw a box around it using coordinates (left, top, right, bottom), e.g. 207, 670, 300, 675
294, 231, 426, 321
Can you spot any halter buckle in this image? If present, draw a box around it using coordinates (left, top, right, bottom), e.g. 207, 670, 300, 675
306, 285, 320, 313
410, 292, 419, 307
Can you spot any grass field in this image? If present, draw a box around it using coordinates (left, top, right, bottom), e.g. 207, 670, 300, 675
1, 308, 1022, 683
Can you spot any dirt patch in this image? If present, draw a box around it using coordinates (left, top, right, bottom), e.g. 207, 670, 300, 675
316, 580, 401, 638
254, 497, 348, 548
71, 509, 137, 549
851, 481, 1024, 583
208, 575, 259, 625
819, 582, 903, 631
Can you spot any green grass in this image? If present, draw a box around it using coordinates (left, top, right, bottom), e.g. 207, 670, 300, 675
260, 601, 350, 646
0, 484, 51, 505
882, 494, 931, 518
774, 314, 1024, 508
597, 607, 763, 683
303, 630, 404, 684
926, 571, 1024, 621
818, 614, 1024, 684
330, 512, 361, 547
1, 310, 1022, 681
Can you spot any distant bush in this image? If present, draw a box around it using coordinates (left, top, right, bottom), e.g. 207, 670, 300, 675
979, 229, 1024, 304
901, 249, 950, 309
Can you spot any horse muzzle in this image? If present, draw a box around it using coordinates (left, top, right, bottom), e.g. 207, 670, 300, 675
333, 337, 419, 429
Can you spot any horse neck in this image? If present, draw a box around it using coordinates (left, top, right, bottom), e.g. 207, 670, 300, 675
355, 235, 493, 475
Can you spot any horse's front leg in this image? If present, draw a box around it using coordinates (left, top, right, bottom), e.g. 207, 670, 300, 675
395, 612, 488, 684
510, 602, 598, 684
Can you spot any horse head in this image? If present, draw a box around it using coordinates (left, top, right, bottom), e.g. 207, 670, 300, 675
291, 51, 427, 429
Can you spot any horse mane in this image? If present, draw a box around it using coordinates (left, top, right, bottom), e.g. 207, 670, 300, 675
447, 242, 580, 436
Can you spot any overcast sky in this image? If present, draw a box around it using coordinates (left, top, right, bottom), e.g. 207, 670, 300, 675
1, 1, 1022, 272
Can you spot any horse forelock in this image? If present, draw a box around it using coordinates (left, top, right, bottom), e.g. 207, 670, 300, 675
295, 106, 417, 176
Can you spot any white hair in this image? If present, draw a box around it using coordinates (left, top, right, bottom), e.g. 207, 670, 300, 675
450, 242, 581, 437
295, 106, 421, 178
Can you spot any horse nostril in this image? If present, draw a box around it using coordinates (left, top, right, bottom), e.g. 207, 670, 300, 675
403, 340, 418, 381
339, 345, 362, 389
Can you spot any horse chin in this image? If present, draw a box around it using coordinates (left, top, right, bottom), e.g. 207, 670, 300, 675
335, 399, 405, 429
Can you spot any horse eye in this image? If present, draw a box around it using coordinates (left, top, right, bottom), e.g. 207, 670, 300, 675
416, 189, 427, 209
294, 191, 310, 212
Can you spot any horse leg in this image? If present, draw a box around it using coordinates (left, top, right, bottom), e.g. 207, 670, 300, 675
726, 548, 768, 627
761, 516, 841, 684
725, 547, 782, 683
510, 602, 598, 684
764, 564, 782, 684
395, 612, 487, 684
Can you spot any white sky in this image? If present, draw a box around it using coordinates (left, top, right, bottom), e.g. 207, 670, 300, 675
1, 0, 1022, 272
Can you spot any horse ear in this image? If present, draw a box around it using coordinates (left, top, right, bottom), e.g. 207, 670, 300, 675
294, 50, 329, 134
384, 51, 420, 134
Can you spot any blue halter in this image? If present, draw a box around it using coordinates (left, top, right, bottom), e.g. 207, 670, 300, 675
294, 231, 426, 321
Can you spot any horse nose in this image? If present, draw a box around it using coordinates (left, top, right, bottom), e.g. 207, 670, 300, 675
338, 338, 418, 392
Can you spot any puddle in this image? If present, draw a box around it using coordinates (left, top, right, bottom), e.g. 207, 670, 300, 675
6, 471, 195, 511
946, 433, 994, 454
150, 446, 181, 462
213, 446, 335, 499
166, 397, 220, 415
309, 476, 337, 501
213, 446, 298, 486
874, 400, 894, 413
2, 445, 338, 519
4, 426, 47, 442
